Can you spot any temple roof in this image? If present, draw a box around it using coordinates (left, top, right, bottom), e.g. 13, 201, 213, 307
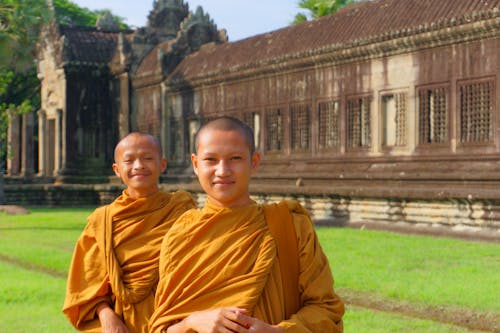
169, 0, 500, 83
59, 25, 132, 66
133, 39, 175, 81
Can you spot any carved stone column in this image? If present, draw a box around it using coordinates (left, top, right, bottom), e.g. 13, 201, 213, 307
37, 109, 47, 176
6, 111, 21, 176
118, 73, 130, 139
161, 82, 168, 160
21, 112, 35, 176
54, 108, 63, 176
59, 108, 67, 175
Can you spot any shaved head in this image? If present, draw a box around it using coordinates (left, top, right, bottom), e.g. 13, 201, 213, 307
195, 116, 255, 155
114, 132, 162, 162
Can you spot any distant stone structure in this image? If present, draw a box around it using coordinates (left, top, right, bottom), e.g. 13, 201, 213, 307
7, 0, 225, 183
5, 0, 500, 232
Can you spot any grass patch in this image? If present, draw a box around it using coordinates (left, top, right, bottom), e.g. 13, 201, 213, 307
344, 306, 484, 333
318, 227, 500, 313
0, 260, 77, 333
0, 208, 499, 332
0, 208, 90, 272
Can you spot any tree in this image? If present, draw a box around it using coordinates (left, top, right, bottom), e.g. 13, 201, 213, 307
53, 0, 128, 29
0, 0, 50, 204
293, 0, 357, 24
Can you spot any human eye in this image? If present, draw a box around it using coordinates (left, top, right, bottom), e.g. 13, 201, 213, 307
202, 155, 218, 164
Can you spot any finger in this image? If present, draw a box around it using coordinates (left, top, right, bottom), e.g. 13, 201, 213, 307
224, 307, 247, 314
222, 307, 247, 322
224, 311, 251, 330
221, 317, 249, 333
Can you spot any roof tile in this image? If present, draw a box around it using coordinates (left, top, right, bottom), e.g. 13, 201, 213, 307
170, 0, 500, 81
60, 26, 129, 66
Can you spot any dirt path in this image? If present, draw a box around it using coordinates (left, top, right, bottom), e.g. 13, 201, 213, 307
340, 288, 499, 332
346, 221, 500, 244
0, 254, 67, 279
0, 205, 30, 215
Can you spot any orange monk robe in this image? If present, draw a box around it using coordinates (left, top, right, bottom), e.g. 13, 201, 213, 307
150, 200, 344, 333
63, 190, 195, 333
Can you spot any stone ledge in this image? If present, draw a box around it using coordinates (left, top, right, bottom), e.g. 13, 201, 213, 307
345, 220, 500, 243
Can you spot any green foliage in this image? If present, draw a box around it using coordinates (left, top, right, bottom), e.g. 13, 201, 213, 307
54, 0, 102, 26
293, 0, 356, 24
0, 0, 49, 173
53, 0, 128, 30
0, 68, 39, 164
0, 0, 51, 71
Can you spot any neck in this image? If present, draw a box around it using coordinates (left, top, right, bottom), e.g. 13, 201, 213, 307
126, 187, 159, 199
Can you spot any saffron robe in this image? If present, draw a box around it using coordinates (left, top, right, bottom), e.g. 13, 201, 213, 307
149, 200, 344, 333
63, 190, 195, 333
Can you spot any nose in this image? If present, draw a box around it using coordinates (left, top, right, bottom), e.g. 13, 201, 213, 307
215, 159, 230, 177
133, 159, 145, 169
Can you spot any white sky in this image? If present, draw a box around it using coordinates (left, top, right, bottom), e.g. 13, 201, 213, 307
69, 0, 302, 41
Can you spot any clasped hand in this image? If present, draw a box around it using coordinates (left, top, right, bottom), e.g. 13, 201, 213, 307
170, 307, 284, 333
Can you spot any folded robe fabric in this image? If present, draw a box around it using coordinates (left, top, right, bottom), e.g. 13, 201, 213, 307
149, 200, 344, 333
63, 190, 195, 333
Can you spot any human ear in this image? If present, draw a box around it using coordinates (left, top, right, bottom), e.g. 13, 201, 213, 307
112, 163, 120, 177
251, 152, 260, 172
191, 153, 199, 176
160, 158, 167, 172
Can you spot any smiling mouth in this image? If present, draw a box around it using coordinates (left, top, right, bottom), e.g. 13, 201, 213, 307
213, 181, 234, 185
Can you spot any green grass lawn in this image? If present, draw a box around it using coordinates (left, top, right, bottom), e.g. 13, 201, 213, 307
0, 208, 498, 332
344, 306, 481, 333
0, 261, 76, 333
318, 227, 500, 312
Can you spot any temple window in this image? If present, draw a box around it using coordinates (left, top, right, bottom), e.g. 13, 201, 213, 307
290, 103, 310, 151
459, 79, 494, 144
347, 96, 371, 148
418, 85, 448, 145
265, 108, 284, 152
318, 100, 340, 149
381, 92, 407, 147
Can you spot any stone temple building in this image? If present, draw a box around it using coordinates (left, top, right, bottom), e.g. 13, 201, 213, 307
5, 0, 500, 232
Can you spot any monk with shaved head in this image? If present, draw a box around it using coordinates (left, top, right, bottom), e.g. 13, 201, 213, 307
63, 132, 195, 333
150, 117, 344, 333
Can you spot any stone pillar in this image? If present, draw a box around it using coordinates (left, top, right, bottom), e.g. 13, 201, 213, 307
161, 82, 169, 160
21, 112, 35, 176
37, 109, 47, 176
54, 108, 63, 176
6, 111, 21, 176
59, 108, 67, 174
119, 73, 130, 139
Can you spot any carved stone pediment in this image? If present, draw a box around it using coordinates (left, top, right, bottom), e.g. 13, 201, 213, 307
147, 0, 189, 40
